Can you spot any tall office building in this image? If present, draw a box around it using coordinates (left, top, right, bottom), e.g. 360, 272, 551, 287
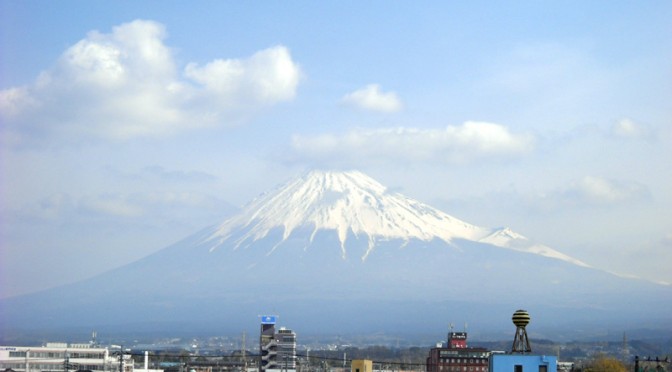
259, 316, 296, 372
275, 328, 297, 370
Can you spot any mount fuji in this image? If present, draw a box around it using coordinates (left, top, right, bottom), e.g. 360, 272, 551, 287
206, 170, 586, 267
1, 170, 670, 340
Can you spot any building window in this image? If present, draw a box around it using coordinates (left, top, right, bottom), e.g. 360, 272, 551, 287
514, 365, 523, 372
539, 366, 547, 372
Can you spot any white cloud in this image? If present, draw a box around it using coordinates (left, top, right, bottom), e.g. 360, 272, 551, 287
572, 176, 649, 204
0, 20, 301, 142
18, 190, 232, 223
290, 121, 534, 166
139, 165, 219, 183
20, 193, 143, 220
546, 176, 651, 207
611, 118, 653, 140
341, 84, 402, 113
85, 197, 144, 218
0, 87, 37, 117
185, 45, 301, 106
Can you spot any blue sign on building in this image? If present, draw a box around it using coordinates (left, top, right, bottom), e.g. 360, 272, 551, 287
260, 315, 277, 324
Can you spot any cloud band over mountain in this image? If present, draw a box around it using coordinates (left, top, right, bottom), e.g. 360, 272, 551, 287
290, 121, 535, 165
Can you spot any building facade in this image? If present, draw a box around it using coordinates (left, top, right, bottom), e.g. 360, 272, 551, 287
426, 332, 491, 372
274, 328, 297, 371
351, 360, 372, 372
259, 316, 296, 372
489, 354, 557, 372
0, 344, 130, 372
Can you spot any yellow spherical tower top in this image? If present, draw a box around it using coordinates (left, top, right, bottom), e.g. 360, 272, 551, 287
512, 309, 530, 327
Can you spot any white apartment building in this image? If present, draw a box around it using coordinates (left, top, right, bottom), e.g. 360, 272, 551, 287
0, 344, 132, 372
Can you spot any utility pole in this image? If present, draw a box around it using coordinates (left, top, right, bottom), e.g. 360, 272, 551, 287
242, 332, 247, 372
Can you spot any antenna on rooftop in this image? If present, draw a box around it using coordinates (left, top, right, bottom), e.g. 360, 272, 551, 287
242, 332, 247, 372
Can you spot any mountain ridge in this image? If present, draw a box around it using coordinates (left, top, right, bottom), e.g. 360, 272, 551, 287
1, 169, 670, 339
204, 170, 589, 267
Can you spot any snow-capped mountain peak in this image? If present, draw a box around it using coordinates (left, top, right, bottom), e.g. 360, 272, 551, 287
206, 170, 588, 266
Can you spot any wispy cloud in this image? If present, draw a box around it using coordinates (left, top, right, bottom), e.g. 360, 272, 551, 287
290, 121, 534, 166
140, 166, 219, 183
18, 191, 234, 223
85, 197, 145, 218
23, 193, 144, 220
0, 20, 301, 143
568, 176, 650, 205
341, 84, 402, 113
610, 118, 654, 140
538, 176, 651, 208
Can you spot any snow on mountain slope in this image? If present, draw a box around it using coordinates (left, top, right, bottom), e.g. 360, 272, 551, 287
206, 170, 589, 267
480, 228, 589, 267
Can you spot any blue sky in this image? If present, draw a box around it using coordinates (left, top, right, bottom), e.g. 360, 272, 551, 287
1, 1, 671, 297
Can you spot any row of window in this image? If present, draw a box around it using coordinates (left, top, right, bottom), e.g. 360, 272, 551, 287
439, 352, 489, 358
439, 367, 488, 372
514, 366, 547, 372
1, 363, 108, 371
439, 358, 488, 365
9, 352, 106, 359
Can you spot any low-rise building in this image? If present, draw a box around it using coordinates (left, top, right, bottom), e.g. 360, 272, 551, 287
489, 354, 557, 372
426, 332, 491, 372
0, 343, 131, 372
351, 360, 372, 372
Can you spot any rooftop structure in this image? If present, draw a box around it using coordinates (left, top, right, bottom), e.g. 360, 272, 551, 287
511, 309, 531, 353
490, 310, 557, 372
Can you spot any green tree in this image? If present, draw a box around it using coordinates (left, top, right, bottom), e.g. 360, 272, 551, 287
584, 354, 627, 372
